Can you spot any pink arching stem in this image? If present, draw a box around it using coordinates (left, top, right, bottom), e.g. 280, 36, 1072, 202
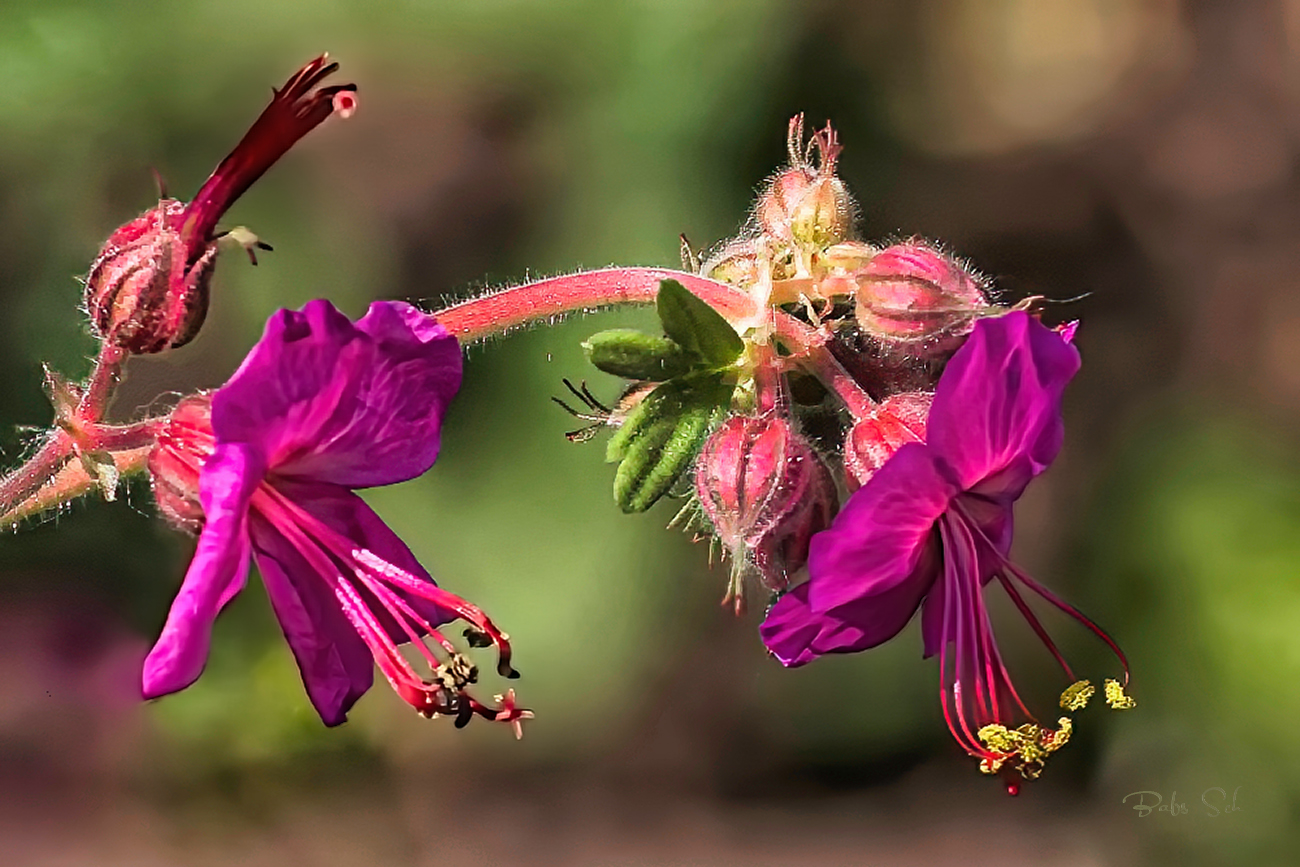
431, 267, 877, 416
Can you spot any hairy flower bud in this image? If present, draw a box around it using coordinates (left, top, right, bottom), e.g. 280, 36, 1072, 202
147, 394, 214, 533
695, 414, 837, 608
843, 393, 932, 489
701, 238, 762, 287
853, 241, 990, 353
85, 56, 356, 354
755, 116, 854, 250
86, 200, 215, 355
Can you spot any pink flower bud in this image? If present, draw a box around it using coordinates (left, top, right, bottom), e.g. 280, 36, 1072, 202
86, 200, 215, 355
854, 241, 990, 353
843, 392, 932, 489
147, 394, 214, 533
754, 116, 855, 249
695, 415, 837, 605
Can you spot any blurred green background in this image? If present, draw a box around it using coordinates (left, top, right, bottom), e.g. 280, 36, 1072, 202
1, 1, 1297, 864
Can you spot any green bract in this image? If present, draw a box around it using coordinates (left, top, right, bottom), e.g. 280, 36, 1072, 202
606, 374, 732, 513
655, 278, 745, 368
583, 329, 692, 380
580, 280, 745, 512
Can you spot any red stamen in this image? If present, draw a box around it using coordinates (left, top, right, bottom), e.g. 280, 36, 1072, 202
1002, 559, 1131, 685
954, 496, 1128, 684
995, 572, 1076, 681
253, 484, 524, 725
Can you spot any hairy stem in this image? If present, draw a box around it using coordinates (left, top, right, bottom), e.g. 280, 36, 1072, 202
1, 445, 152, 529
434, 268, 817, 349
77, 344, 128, 421
431, 267, 874, 414
0, 417, 158, 529
0, 432, 75, 521
801, 338, 877, 420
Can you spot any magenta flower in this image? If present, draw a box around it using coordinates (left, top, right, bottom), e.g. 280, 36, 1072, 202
144, 299, 528, 731
760, 311, 1128, 778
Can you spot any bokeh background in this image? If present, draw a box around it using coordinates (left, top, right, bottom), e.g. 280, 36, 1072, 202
1, 0, 1296, 864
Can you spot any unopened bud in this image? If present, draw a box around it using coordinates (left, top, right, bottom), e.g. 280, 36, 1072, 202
853, 241, 989, 353
86, 200, 215, 354
789, 176, 852, 250
843, 393, 931, 489
701, 238, 762, 287
755, 117, 854, 250
147, 394, 215, 533
695, 415, 837, 603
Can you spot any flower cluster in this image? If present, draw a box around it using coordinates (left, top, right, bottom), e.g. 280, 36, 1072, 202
0, 62, 1133, 790
0, 57, 528, 734
551, 118, 1134, 786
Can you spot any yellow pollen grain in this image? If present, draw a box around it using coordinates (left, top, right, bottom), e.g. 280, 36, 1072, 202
975, 716, 1077, 781
1060, 679, 1095, 711
1104, 678, 1137, 710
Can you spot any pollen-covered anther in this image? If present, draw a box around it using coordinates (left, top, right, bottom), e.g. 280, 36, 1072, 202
434, 653, 479, 692
1059, 679, 1096, 711
976, 717, 1075, 780
1104, 678, 1137, 710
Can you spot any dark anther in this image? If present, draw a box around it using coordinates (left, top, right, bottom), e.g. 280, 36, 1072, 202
463, 626, 493, 648
553, 379, 613, 442
454, 699, 474, 729
562, 378, 611, 415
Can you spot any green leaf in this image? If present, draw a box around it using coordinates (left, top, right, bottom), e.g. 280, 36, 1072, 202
605, 374, 733, 513
583, 329, 692, 380
656, 279, 744, 369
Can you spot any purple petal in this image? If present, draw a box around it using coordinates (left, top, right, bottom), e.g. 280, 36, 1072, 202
926, 312, 1080, 492
212, 299, 462, 488
806, 443, 953, 615
248, 510, 375, 727
142, 443, 261, 699
276, 480, 453, 642
760, 584, 835, 667
761, 562, 936, 666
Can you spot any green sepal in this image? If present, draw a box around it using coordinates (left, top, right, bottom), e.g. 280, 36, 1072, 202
606, 374, 733, 513
583, 329, 692, 381
656, 279, 744, 369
